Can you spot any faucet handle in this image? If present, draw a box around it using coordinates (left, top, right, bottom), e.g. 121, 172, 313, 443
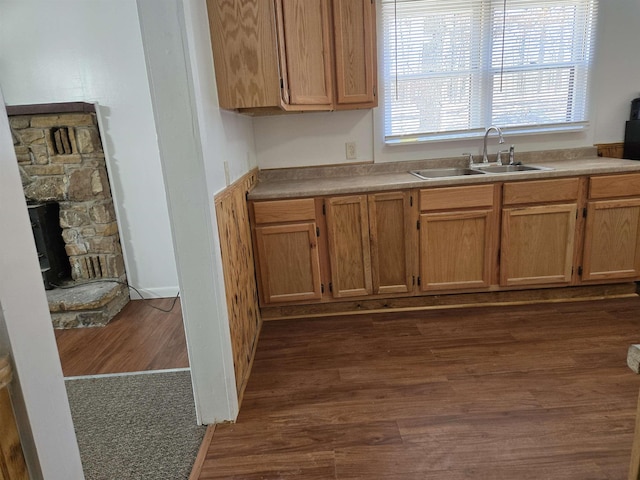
462, 152, 474, 167
496, 149, 509, 166
509, 145, 516, 165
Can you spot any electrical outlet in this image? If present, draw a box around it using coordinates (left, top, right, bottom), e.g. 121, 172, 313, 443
345, 142, 357, 160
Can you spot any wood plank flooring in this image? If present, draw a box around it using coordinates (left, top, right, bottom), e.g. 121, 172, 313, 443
55, 298, 188, 376
199, 298, 640, 479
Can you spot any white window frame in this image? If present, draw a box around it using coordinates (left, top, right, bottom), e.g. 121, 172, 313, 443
380, 0, 598, 146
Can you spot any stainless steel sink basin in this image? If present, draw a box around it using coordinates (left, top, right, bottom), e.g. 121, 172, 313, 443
410, 168, 486, 180
471, 164, 553, 174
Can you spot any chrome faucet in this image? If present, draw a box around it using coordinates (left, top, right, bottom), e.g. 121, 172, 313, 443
482, 126, 505, 164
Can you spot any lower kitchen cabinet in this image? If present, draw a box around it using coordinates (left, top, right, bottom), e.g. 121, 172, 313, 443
419, 185, 497, 291
500, 178, 580, 287
252, 198, 323, 304
582, 173, 640, 281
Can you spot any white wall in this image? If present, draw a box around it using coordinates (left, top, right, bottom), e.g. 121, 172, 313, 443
0, 91, 84, 479
254, 0, 640, 169
0, 0, 178, 298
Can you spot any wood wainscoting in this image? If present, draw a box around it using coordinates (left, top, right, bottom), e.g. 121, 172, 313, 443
214, 169, 261, 404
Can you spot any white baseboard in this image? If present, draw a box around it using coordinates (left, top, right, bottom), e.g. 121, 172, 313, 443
128, 286, 180, 300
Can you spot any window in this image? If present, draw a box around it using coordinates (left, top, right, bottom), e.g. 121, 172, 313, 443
381, 0, 598, 144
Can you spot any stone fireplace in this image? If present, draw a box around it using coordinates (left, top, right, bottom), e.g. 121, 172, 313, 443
8, 102, 129, 328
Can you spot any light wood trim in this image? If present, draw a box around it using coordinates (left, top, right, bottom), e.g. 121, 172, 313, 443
589, 173, 640, 199
368, 191, 414, 294
595, 142, 625, 159
333, 0, 376, 106
582, 198, 640, 281
206, 0, 281, 110
503, 178, 580, 206
420, 209, 493, 291
189, 425, 216, 480
420, 184, 495, 212
253, 198, 316, 224
326, 195, 373, 297
255, 222, 323, 303
501, 204, 577, 287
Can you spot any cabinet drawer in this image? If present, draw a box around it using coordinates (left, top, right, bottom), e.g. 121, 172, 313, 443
503, 178, 579, 206
420, 185, 495, 211
253, 198, 316, 224
589, 173, 640, 199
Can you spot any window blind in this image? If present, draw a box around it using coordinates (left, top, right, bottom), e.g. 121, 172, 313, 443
381, 0, 598, 143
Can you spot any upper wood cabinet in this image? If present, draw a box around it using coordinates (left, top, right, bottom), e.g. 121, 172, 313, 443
418, 185, 498, 291
500, 179, 580, 287
582, 174, 640, 281
251, 198, 323, 304
206, 0, 377, 113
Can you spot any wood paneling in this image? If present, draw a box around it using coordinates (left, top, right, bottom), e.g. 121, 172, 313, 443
420, 184, 494, 211
0, 357, 28, 480
590, 173, 640, 199
197, 297, 640, 479
206, 0, 281, 110
582, 198, 640, 281
326, 195, 373, 297
215, 170, 261, 399
503, 178, 580, 205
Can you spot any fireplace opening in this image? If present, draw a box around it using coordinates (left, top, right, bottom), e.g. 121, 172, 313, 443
28, 201, 71, 289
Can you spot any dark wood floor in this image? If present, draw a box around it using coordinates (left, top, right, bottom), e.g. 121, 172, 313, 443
200, 297, 640, 480
55, 298, 189, 376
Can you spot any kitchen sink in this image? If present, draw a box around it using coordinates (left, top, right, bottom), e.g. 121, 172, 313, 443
470, 164, 553, 174
409, 168, 487, 180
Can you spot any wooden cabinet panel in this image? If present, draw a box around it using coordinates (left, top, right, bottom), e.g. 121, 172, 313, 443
589, 173, 640, 199
420, 210, 493, 291
253, 198, 316, 224
582, 198, 640, 281
277, 0, 333, 107
420, 185, 494, 211
368, 191, 413, 294
333, 0, 377, 107
503, 178, 579, 206
326, 195, 373, 297
255, 223, 322, 303
501, 204, 577, 286
206, 0, 281, 110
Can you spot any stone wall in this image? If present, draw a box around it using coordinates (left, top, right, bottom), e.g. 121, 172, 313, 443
10, 111, 126, 282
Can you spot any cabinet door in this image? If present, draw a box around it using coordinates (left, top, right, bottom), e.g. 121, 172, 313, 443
582, 198, 640, 281
501, 204, 577, 286
368, 191, 414, 294
255, 223, 322, 303
332, 0, 377, 107
326, 195, 372, 297
420, 210, 493, 291
277, 0, 333, 107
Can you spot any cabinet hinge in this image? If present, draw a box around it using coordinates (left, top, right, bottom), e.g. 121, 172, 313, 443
578, 266, 583, 276
571, 266, 574, 276
373, 85, 377, 97
575, 209, 578, 219
316, 226, 320, 237
410, 196, 413, 207
323, 202, 326, 215
583, 207, 587, 218
417, 219, 420, 230
417, 276, 421, 286
412, 275, 415, 285
321, 283, 325, 294
329, 282, 333, 293
280, 78, 284, 89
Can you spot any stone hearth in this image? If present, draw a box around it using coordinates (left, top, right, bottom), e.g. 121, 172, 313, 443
8, 102, 129, 328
